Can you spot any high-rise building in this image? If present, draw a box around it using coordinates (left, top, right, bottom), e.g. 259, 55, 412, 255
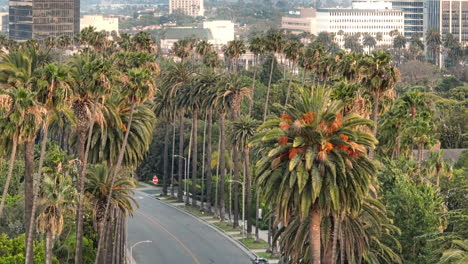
352, 0, 424, 39
9, 0, 79, 41
317, 1, 405, 49
169, 0, 204, 17
425, 0, 468, 44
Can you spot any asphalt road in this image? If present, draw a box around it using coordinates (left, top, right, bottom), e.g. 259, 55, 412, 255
127, 190, 253, 264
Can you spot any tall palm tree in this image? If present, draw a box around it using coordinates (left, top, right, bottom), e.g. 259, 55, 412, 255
96, 67, 156, 263
222, 40, 246, 72
25, 63, 73, 262
68, 54, 112, 264
358, 50, 399, 138
231, 116, 259, 235
195, 40, 213, 59
362, 34, 376, 52
284, 40, 304, 106
216, 74, 251, 226
248, 36, 266, 115
252, 86, 377, 264
426, 28, 442, 66
263, 32, 285, 121
37, 167, 77, 264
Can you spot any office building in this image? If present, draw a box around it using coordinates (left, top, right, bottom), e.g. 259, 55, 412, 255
203, 20, 234, 47
81, 15, 119, 33
425, 0, 468, 44
353, 0, 424, 39
316, 1, 405, 49
169, 0, 204, 17
9, 0, 79, 41
281, 8, 317, 34
0, 13, 8, 34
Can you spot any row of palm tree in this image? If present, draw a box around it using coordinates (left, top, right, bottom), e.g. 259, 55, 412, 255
0, 27, 157, 263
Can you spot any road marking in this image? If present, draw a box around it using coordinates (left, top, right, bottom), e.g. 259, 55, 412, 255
136, 211, 202, 264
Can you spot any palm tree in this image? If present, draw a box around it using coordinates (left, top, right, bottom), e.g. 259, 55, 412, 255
96, 66, 156, 262
252, 86, 377, 264
86, 164, 138, 263
68, 54, 112, 264
195, 40, 213, 59
172, 38, 196, 63
222, 40, 246, 72
263, 32, 285, 121
25, 63, 73, 262
439, 239, 468, 264
216, 74, 251, 226
231, 116, 259, 235
37, 167, 76, 264
409, 33, 424, 60
358, 50, 399, 140
362, 34, 376, 52
248, 36, 266, 115
393, 34, 407, 50
426, 28, 442, 66
284, 40, 304, 106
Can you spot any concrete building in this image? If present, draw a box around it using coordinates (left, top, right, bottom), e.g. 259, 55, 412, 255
425, 0, 468, 44
316, 1, 405, 49
160, 27, 212, 52
81, 15, 119, 33
0, 12, 8, 34
202, 20, 234, 47
281, 8, 317, 34
169, 0, 204, 17
9, 0, 79, 41
352, 0, 424, 39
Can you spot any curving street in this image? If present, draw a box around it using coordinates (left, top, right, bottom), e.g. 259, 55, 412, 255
127, 190, 254, 264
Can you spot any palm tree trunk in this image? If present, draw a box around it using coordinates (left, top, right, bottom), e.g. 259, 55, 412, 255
219, 112, 226, 221
205, 108, 213, 212
340, 223, 345, 264
245, 147, 252, 235
162, 121, 170, 196
186, 123, 193, 206
302, 69, 307, 87
26, 125, 49, 264
369, 92, 380, 159
76, 99, 99, 264
45, 230, 54, 264
201, 112, 207, 211
255, 188, 260, 242
285, 64, 295, 106
192, 107, 198, 207
171, 114, 177, 197
0, 135, 18, 217
248, 56, 258, 116
95, 103, 136, 264
214, 129, 221, 218
263, 55, 276, 121
178, 111, 185, 202
309, 206, 322, 264
24, 139, 35, 264
232, 144, 240, 227
418, 142, 424, 163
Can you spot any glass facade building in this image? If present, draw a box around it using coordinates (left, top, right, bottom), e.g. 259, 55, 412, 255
9, 0, 79, 41
425, 0, 468, 44
392, 0, 425, 39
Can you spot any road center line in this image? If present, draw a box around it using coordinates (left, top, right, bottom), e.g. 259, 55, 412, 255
136, 210, 202, 264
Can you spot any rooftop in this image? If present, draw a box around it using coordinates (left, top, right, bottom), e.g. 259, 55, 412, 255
165, 28, 213, 40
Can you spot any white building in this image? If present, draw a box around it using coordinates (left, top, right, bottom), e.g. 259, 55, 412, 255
80, 15, 119, 33
203, 20, 234, 47
0, 12, 8, 34
281, 8, 317, 34
169, 0, 204, 17
316, 1, 404, 49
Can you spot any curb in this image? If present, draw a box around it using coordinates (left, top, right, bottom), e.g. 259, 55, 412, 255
136, 190, 257, 260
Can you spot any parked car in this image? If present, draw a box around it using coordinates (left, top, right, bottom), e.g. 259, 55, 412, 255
252, 257, 269, 264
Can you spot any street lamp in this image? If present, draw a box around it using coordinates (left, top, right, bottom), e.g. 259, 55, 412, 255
130, 240, 152, 264
173, 155, 188, 204
229, 179, 245, 239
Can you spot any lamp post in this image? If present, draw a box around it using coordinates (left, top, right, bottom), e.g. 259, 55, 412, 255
228, 179, 245, 239
130, 240, 152, 264
173, 155, 188, 204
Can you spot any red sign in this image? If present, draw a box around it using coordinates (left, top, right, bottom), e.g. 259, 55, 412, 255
152, 176, 159, 184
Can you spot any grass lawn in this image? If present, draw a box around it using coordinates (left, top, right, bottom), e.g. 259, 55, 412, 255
177, 205, 213, 217
231, 233, 243, 237
213, 221, 240, 232
239, 238, 268, 250
256, 252, 277, 259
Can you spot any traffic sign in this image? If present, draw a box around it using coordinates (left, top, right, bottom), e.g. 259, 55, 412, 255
152, 176, 159, 184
